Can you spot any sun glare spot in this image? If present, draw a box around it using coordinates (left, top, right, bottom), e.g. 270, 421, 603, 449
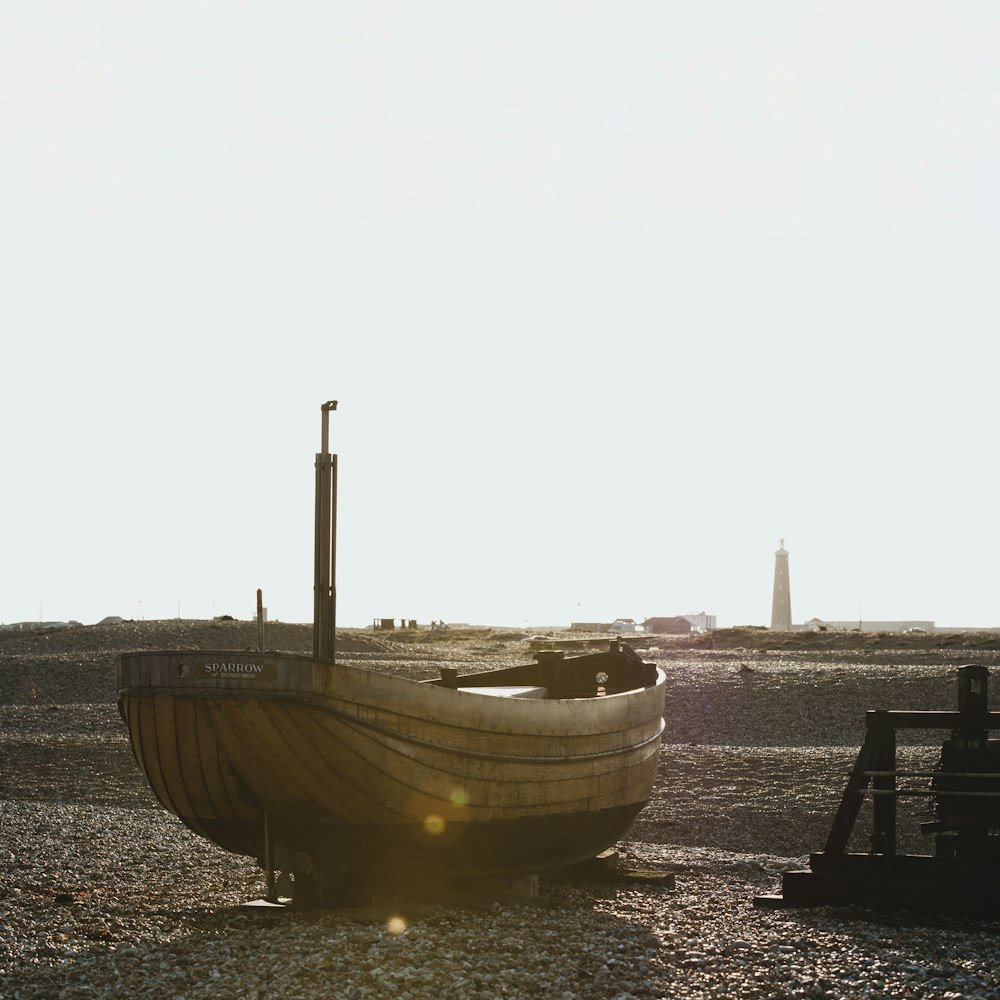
386, 914, 407, 935
423, 813, 446, 836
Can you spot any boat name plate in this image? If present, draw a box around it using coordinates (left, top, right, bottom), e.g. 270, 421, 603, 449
195, 661, 276, 681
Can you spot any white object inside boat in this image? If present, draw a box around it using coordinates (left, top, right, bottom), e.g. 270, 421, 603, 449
457, 685, 548, 699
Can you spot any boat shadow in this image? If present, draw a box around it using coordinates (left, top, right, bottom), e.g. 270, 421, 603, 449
4, 864, 679, 997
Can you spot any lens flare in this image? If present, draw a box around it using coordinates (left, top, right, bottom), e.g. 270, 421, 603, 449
386, 914, 407, 935
449, 787, 468, 806
423, 813, 446, 836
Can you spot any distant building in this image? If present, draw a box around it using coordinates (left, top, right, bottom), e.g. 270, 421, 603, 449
569, 622, 610, 633
806, 618, 936, 633
569, 619, 645, 634
372, 618, 419, 630
609, 618, 644, 634
771, 540, 792, 630
642, 616, 692, 635
572, 612, 717, 635
937, 625, 1000, 633
682, 612, 717, 632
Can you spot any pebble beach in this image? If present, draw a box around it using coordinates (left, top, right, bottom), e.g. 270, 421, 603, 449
2, 620, 1000, 999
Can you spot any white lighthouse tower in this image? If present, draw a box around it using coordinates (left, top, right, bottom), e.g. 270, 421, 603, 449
770, 539, 792, 630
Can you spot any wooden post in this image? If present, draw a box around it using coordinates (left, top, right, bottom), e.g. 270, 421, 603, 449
256, 588, 265, 653
263, 808, 277, 903
537, 650, 564, 698
823, 715, 887, 855
871, 717, 897, 856
958, 664, 990, 743
313, 401, 338, 662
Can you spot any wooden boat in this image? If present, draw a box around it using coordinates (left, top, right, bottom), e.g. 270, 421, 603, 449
117, 643, 664, 888
116, 402, 665, 894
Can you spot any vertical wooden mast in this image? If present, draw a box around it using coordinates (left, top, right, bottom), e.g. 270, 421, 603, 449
313, 401, 338, 662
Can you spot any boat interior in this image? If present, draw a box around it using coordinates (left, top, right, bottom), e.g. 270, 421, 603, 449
427, 640, 658, 699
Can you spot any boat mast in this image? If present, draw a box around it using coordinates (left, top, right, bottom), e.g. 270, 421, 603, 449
313, 400, 338, 662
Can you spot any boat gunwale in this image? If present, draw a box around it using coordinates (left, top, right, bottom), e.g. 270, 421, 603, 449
116, 648, 659, 689
115, 650, 665, 713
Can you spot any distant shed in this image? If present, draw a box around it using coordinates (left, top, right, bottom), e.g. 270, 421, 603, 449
642, 616, 692, 635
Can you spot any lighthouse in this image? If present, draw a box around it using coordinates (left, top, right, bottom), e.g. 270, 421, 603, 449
771, 539, 792, 630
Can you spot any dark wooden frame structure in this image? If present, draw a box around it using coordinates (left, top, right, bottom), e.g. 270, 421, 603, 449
759, 665, 1000, 916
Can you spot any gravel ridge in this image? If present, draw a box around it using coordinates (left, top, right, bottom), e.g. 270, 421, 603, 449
2, 621, 1000, 998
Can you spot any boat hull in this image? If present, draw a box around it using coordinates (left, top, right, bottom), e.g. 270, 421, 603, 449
189, 804, 646, 884
117, 648, 665, 879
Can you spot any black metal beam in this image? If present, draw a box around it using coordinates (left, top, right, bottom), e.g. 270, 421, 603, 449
864, 710, 1000, 729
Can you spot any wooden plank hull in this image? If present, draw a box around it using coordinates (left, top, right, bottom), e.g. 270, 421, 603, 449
116, 648, 665, 877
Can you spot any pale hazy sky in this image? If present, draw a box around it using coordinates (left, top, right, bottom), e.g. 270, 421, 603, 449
3, 3, 999, 629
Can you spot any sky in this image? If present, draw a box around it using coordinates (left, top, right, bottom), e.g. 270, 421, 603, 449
2, 2, 999, 630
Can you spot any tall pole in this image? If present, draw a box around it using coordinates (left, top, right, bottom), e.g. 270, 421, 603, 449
256, 588, 266, 653
313, 401, 338, 662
